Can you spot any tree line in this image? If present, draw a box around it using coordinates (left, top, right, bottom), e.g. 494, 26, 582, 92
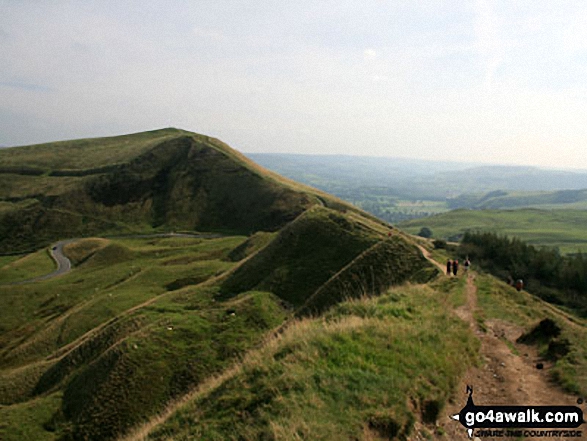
458, 231, 587, 316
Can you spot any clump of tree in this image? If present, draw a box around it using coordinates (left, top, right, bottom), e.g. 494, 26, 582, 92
433, 239, 447, 249
418, 227, 433, 238
459, 231, 587, 316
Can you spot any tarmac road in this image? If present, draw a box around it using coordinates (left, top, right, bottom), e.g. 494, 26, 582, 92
4, 233, 223, 285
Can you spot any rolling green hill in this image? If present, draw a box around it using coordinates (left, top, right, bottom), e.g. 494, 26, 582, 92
446, 189, 587, 210
0, 130, 437, 440
399, 208, 587, 254
2, 131, 585, 441
0, 129, 361, 253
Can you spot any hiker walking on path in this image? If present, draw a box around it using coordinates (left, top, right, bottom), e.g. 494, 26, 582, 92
452, 259, 459, 276
446, 259, 452, 276
464, 258, 470, 272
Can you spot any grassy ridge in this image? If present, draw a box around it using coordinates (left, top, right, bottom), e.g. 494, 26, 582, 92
219, 207, 382, 307
0, 128, 184, 170
144, 282, 479, 440
298, 235, 438, 315
399, 208, 587, 254
0, 129, 371, 253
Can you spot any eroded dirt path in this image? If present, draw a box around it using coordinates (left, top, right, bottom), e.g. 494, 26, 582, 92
412, 273, 579, 441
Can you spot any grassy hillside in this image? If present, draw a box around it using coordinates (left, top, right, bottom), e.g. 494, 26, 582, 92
0, 135, 424, 440
0, 235, 284, 440
137, 280, 479, 441
2, 236, 585, 440
399, 208, 587, 254
0, 129, 183, 170
5, 130, 585, 441
133, 269, 587, 440
0, 129, 369, 253
220, 207, 380, 306
447, 189, 587, 210
0, 225, 431, 440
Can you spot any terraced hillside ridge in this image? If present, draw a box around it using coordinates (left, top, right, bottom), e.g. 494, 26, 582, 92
0, 128, 363, 253
122, 250, 587, 441
0, 228, 431, 440
0, 129, 437, 440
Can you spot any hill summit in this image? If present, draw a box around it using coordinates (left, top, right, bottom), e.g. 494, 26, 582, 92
0, 128, 357, 253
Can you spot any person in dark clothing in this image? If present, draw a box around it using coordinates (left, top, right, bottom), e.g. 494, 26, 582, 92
446, 260, 452, 276
453, 259, 459, 276
464, 258, 470, 272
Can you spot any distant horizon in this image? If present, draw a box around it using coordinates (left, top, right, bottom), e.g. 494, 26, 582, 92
247, 151, 587, 173
2, 127, 587, 174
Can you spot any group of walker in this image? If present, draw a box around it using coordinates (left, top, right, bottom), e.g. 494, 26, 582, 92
446, 258, 470, 276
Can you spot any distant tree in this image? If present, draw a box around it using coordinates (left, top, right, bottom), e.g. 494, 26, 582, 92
433, 239, 447, 249
458, 231, 587, 315
418, 227, 433, 238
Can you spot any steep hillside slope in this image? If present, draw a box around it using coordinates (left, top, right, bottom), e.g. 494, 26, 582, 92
0, 129, 358, 253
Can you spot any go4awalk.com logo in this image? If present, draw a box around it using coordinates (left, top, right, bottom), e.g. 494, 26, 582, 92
451, 386, 585, 438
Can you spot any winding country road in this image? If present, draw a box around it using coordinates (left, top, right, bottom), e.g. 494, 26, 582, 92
5, 232, 223, 285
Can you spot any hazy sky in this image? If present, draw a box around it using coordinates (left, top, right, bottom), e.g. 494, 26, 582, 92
1, 1, 586, 168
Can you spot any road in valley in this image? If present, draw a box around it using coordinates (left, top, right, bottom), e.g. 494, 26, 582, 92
3, 232, 223, 285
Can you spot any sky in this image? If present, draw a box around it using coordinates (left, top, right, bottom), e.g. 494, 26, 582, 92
1, 1, 587, 169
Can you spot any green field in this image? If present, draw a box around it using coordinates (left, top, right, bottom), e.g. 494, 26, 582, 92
0, 234, 285, 440
399, 208, 587, 254
0, 249, 56, 284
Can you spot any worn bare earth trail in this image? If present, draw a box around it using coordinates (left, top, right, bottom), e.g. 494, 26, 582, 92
410, 267, 580, 441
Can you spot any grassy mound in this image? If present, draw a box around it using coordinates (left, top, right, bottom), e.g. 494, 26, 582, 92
55, 289, 287, 440
226, 231, 275, 262
298, 236, 437, 315
83, 243, 135, 267
62, 238, 110, 266
219, 207, 381, 307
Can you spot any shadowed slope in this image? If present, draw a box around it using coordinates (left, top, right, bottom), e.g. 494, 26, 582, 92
0, 129, 361, 252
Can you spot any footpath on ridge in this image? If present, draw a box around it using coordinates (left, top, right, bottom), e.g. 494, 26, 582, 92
411, 248, 579, 441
